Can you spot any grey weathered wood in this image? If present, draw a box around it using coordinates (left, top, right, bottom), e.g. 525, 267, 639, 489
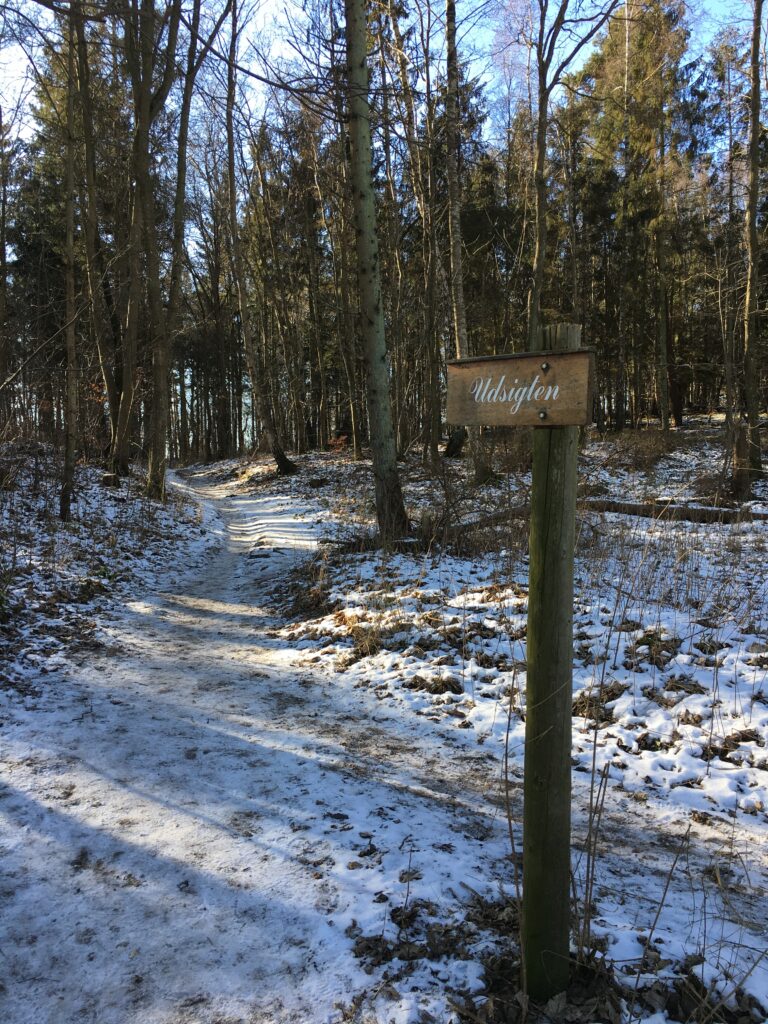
521, 323, 581, 1001
586, 496, 768, 523
446, 350, 594, 428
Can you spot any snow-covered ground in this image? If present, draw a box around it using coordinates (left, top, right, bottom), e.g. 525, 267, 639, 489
1, 435, 767, 1024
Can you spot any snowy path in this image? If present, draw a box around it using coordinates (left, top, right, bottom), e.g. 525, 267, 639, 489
0, 472, 509, 1024
3, 468, 768, 1024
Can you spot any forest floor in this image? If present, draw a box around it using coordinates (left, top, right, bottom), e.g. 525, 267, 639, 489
1, 426, 768, 1024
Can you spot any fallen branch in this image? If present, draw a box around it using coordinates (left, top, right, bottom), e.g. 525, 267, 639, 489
323, 497, 767, 555
583, 498, 768, 524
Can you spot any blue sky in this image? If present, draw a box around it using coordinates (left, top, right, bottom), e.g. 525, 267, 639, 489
0, 0, 763, 142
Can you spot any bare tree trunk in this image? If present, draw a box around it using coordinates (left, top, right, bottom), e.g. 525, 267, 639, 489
143, 160, 171, 497
445, 0, 492, 481
527, 71, 549, 349
338, 245, 365, 456
141, 3, 182, 498
117, 0, 181, 483
722, 53, 738, 442
0, 106, 10, 434
178, 357, 189, 462
345, 0, 408, 544
524, 0, 619, 351
226, 0, 296, 475
303, 170, 329, 448
113, 163, 141, 477
73, 7, 119, 450
656, 237, 671, 432
61, 11, 78, 522
743, 0, 764, 479
121, 0, 182, 496
377, 22, 407, 452
655, 83, 670, 433
250, 141, 305, 458
327, 29, 364, 457
445, 0, 468, 358
122, 0, 226, 491
385, 0, 442, 460
166, 1, 230, 334
615, 2, 631, 432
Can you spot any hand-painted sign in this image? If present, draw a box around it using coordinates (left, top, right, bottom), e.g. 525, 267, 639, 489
446, 349, 595, 427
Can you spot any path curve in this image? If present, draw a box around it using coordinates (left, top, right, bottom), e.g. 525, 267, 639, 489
0, 469, 511, 1024
2, 468, 767, 1024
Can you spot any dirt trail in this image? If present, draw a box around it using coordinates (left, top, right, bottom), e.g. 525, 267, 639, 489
0, 471, 511, 1024
2, 469, 766, 1024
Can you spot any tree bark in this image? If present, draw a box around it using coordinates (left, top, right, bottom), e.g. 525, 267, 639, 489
0, 106, 10, 433
138, 0, 181, 498
527, 67, 549, 350
385, 0, 442, 460
73, 7, 119, 450
524, 0, 619, 352
445, 0, 492, 482
344, 0, 408, 544
178, 357, 189, 462
113, 152, 141, 477
60, 10, 78, 522
743, 0, 763, 479
655, 81, 670, 433
118, 0, 182, 484
327, 29, 364, 457
166, 1, 230, 334
226, 0, 296, 475
445, 0, 468, 360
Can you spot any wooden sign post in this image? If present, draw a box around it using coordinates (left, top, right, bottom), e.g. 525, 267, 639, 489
447, 324, 588, 1002
446, 347, 594, 428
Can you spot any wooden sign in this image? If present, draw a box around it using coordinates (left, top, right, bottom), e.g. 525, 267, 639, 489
446, 349, 595, 427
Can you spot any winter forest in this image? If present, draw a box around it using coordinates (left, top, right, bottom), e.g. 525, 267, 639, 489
1, 0, 768, 1023
0, 0, 764, 501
